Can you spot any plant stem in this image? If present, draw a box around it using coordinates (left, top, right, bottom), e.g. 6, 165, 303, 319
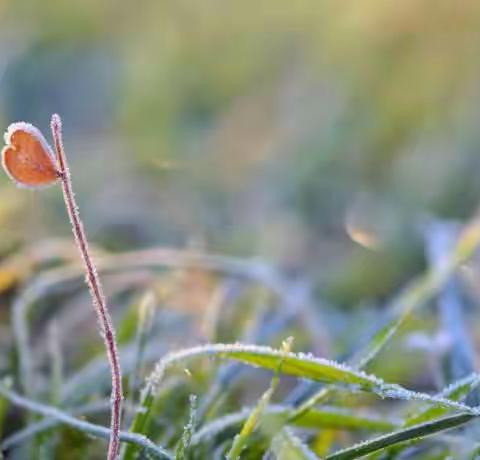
50, 114, 123, 460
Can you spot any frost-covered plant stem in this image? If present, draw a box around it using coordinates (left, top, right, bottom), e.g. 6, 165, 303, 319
51, 114, 123, 460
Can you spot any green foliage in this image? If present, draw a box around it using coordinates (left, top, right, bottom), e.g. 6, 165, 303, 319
3, 223, 480, 458
191, 406, 398, 447
271, 429, 319, 460
0, 379, 10, 439
226, 338, 292, 459
175, 394, 197, 460
3, 3, 480, 457
325, 414, 476, 460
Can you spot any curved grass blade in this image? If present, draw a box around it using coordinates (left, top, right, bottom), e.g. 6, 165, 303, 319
0, 384, 172, 459
127, 342, 391, 459
294, 217, 480, 422
146, 344, 388, 394
405, 373, 480, 426
145, 343, 476, 413
424, 221, 476, 383
126, 342, 475, 458
377, 373, 480, 459
355, 216, 480, 371
11, 248, 274, 398
1, 400, 114, 450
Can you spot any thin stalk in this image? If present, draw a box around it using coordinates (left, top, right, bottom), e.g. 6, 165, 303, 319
50, 114, 123, 460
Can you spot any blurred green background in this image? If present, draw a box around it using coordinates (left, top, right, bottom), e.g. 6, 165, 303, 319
1, 0, 480, 307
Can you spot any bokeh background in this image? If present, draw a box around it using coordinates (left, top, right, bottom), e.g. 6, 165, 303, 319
2, 1, 480, 305
2, 1, 480, 455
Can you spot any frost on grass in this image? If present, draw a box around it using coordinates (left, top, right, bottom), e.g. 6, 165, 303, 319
379, 383, 478, 415
144, 343, 388, 396
437, 372, 480, 399
324, 413, 476, 460
144, 343, 480, 421
401, 373, 480, 426
175, 394, 197, 460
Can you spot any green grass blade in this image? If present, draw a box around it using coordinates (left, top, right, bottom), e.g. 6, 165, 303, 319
325, 413, 475, 460
122, 376, 182, 460
146, 344, 388, 393
126, 291, 156, 401
129, 342, 475, 458
191, 405, 398, 446
294, 406, 399, 432
145, 343, 476, 413
128, 341, 383, 450
405, 372, 480, 426
377, 373, 480, 459
271, 428, 319, 460
354, 217, 480, 371
226, 338, 292, 460
353, 274, 437, 370
296, 218, 480, 422
130, 342, 392, 458
122, 386, 155, 460
0, 380, 10, 440
175, 394, 197, 460
226, 387, 275, 460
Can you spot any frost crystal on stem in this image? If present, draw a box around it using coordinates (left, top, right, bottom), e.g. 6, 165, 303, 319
51, 114, 123, 460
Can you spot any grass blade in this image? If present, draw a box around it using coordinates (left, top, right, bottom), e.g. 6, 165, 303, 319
127, 342, 475, 458
127, 291, 156, 401
355, 216, 480, 370
377, 373, 480, 458
271, 428, 319, 459
146, 344, 388, 393
122, 386, 155, 460
145, 343, 476, 414
325, 413, 475, 460
405, 373, 480, 427
191, 405, 398, 446
0, 380, 10, 440
175, 394, 197, 460
294, 217, 480, 423
0, 384, 172, 460
226, 338, 292, 460
424, 220, 476, 382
